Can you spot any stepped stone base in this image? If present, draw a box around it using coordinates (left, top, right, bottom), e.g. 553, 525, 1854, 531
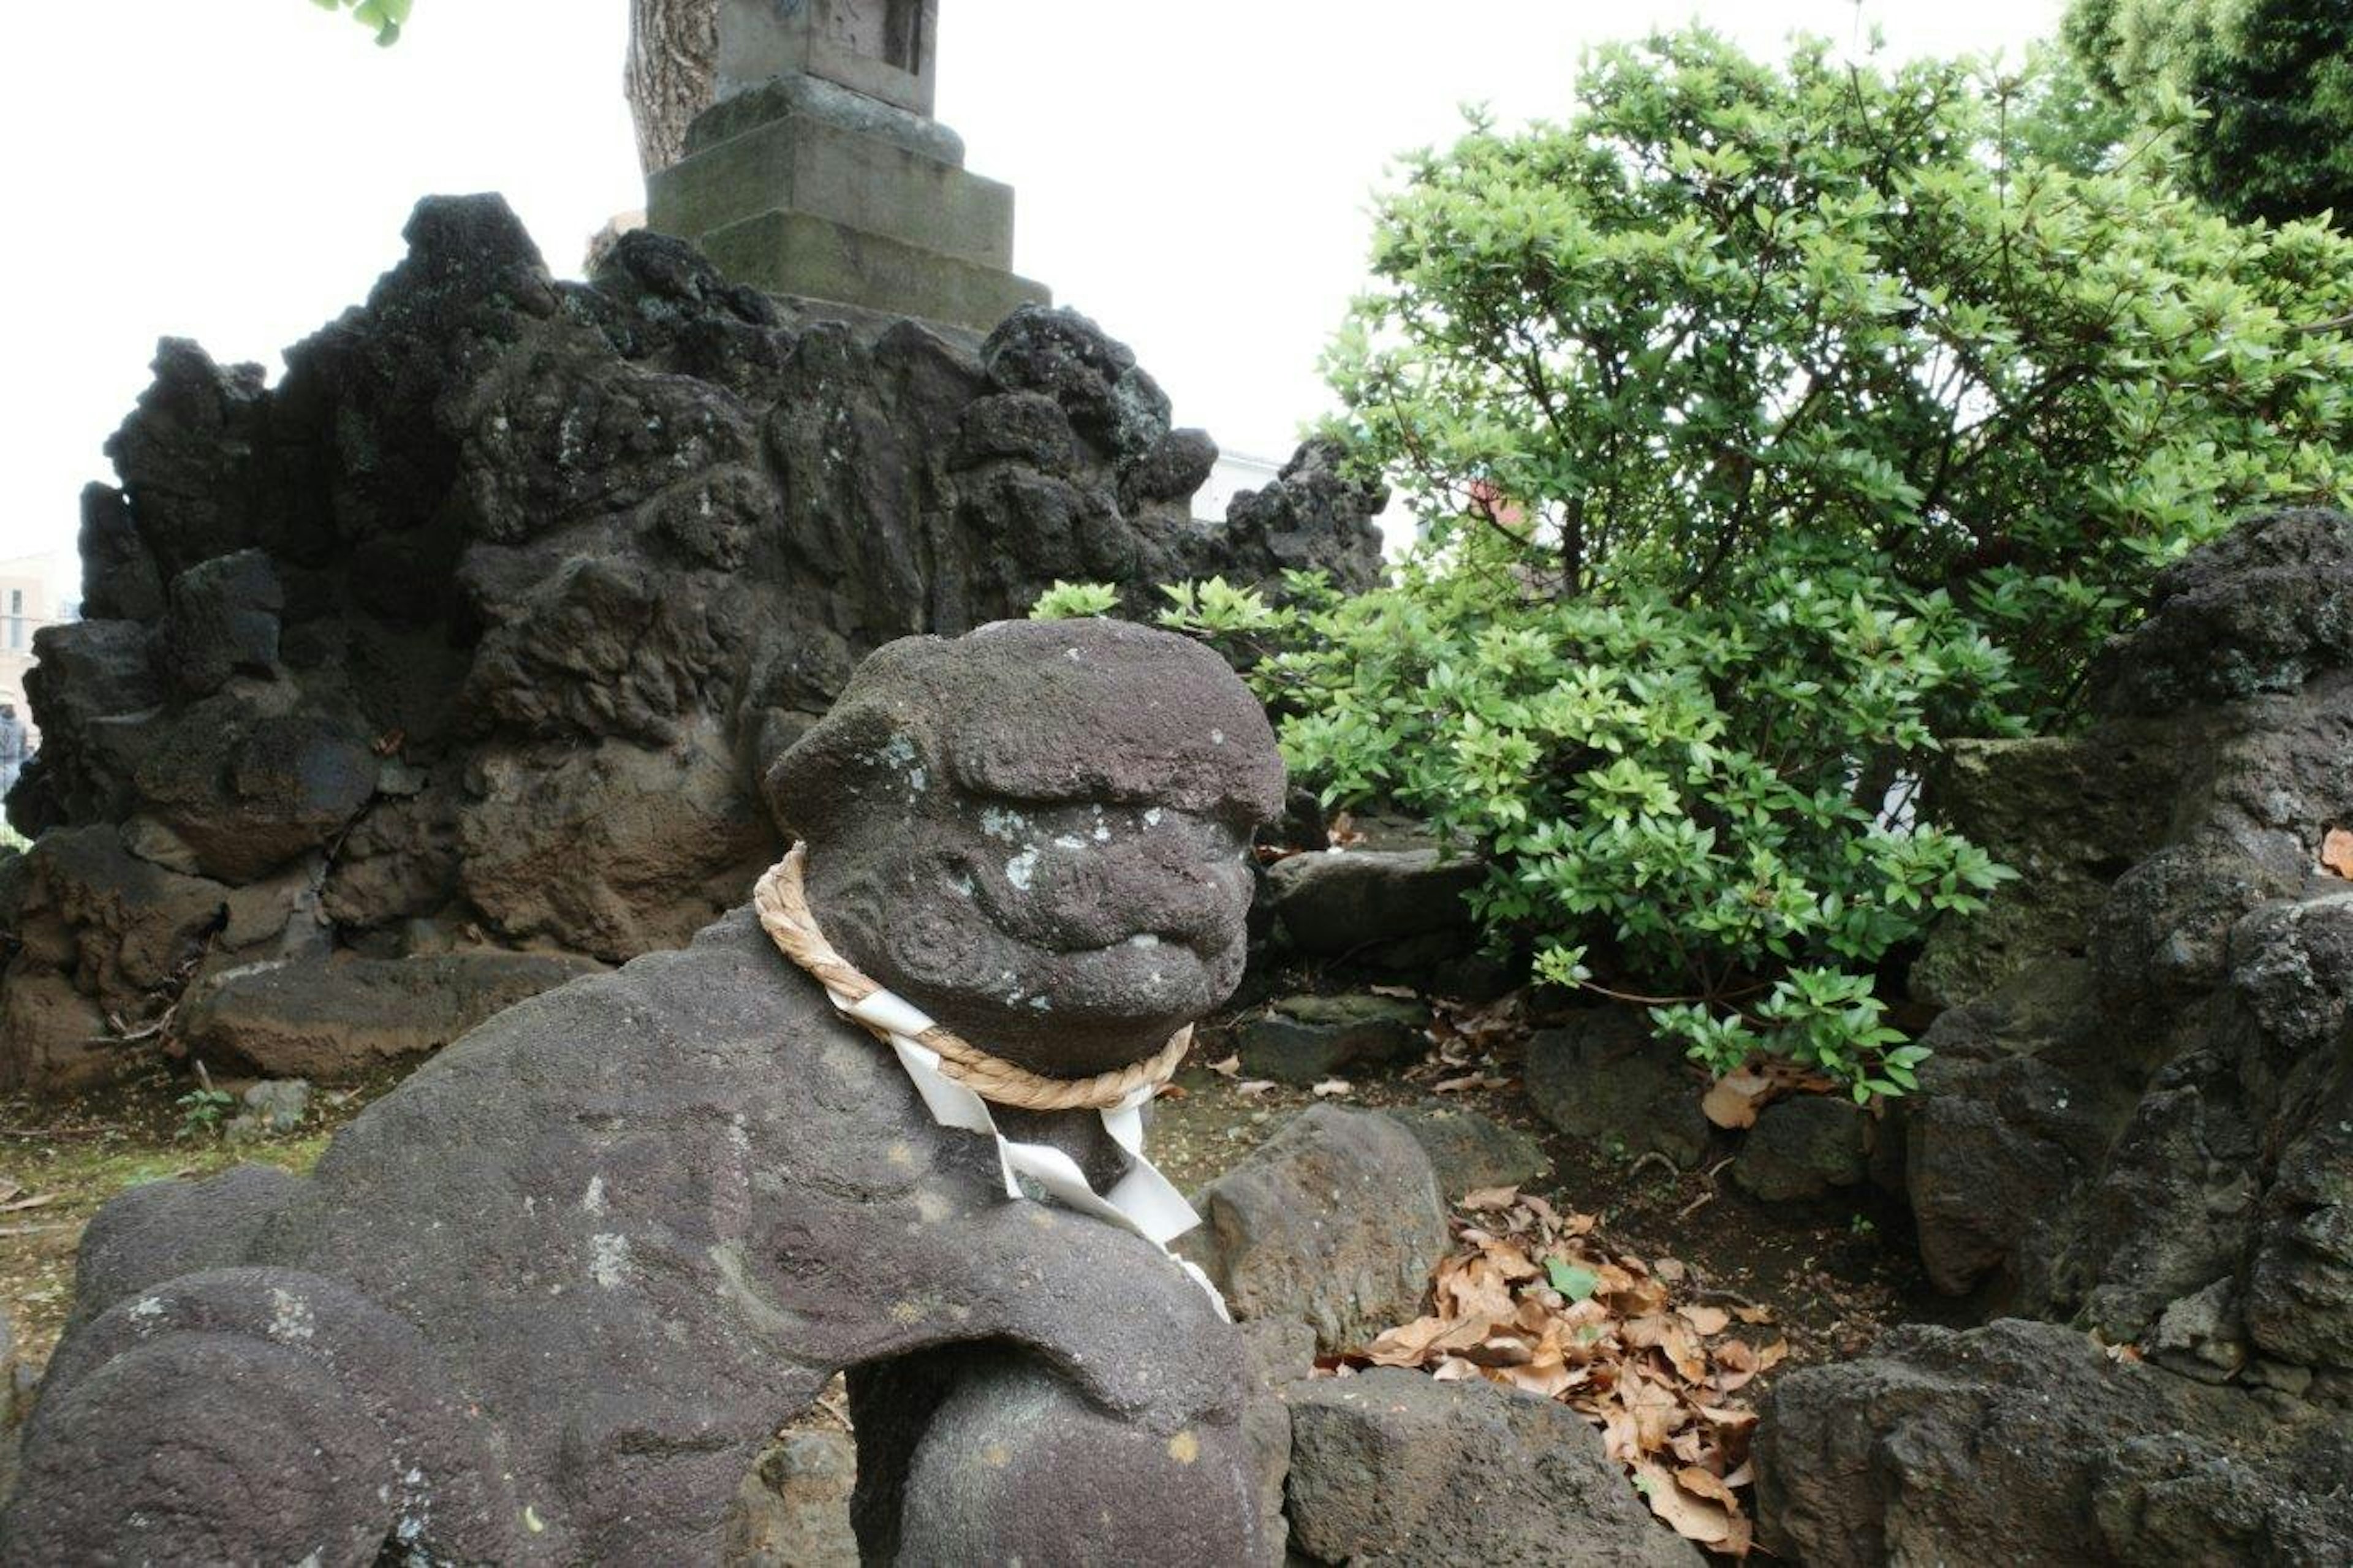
649, 73, 1047, 334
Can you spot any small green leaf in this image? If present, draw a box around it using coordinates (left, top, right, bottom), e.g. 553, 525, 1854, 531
1545, 1258, 1601, 1301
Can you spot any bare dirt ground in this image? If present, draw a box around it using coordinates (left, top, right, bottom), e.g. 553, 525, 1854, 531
4, 990, 1939, 1387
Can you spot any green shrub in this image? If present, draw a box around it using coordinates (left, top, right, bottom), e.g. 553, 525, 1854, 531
1322, 27, 2353, 721
1041, 555, 2016, 1100
310, 0, 408, 47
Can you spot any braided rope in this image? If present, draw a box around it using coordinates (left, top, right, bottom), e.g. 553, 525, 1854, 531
754, 845, 1192, 1112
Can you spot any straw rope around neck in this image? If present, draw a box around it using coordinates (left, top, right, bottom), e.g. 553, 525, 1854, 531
754, 844, 1193, 1113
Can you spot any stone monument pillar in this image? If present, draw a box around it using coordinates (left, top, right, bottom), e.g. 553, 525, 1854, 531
648, 0, 1050, 333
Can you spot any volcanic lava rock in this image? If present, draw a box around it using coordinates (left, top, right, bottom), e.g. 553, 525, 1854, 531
0, 195, 1384, 1094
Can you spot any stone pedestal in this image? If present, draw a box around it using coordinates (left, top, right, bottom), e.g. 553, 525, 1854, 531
652, 0, 1049, 333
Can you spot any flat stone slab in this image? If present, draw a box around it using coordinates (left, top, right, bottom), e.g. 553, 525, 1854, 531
174, 950, 607, 1080
699, 208, 1049, 335
650, 106, 1016, 270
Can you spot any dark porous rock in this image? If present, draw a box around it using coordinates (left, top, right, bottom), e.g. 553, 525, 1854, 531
1237, 992, 1429, 1085
1388, 1102, 1548, 1197
1265, 846, 1483, 956
1756, 1319, 2353, 1568
720, 1430, 859, 1568
1909, 726, 2184, 1009
3, 623, 1281, 1564
980, 303, 1171, 455
0, 194, 1381, 1096
1284, 1368, 1701, 1567
1523, 1007, 1711, 1169
174, 950, 607, 1080
1730, 1095, 1871, 1203
1195, 437, 1387, 594
1178, 1104, 1447, 1355
1889, 509, 2353, 1371
1120, 425, 1220, 514
2091, 505, 2353, 715
162, 548, 282, 697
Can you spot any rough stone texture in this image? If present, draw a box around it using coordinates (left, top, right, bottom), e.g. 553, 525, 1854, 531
1908, 725, 2183, 1009
1757, 1319, 2353, 1567
176, 951, 607, 1080
1523, 1007, 1713, 1170
0, 1304, 18, 1507
1265, 847, 1483, 956
1239, 1317, 1317, 1566
224, 1078, 313, 1141
1729, 1095, 1871, 1203
0, 194, 1382, 1096
719, 1430, 859, 1568
0, 623, 1279, 1565
1896, 510, 2353, 1379
1178, 1105, 1448, 1355
1389, 1102, 1548, 1198
1284, 1368, 1702, 1567
1764, 512, 2353, 1562
1236, 992, 1429, 1085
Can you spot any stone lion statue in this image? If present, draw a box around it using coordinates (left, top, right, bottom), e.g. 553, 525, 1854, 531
1, 618, 1281, 1566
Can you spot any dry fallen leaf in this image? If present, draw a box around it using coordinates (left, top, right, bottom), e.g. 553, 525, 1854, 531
1206, 1054, 1242, 1079
0, 1193, 60, 1214
1233, 1080, 1279, 1099
1434, 1072, 1511, 1094
1700, 1068, 1773, 1131
1153, 1083, 1189, 1102
1679, 1304, 1731, 1336
1331, 1187, 1772, 1557
1311, 1078, 1354, 1098
2323, 827, 2353, 879
1634, 1458, 1736, 1545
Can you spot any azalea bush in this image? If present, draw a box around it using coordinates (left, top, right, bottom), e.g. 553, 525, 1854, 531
1040, 550, 2017, 1100
311, 0, 408, 46
1323, 28, 2353, 721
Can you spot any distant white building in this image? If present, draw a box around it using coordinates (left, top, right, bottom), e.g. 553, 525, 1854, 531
0, 555, 72, 790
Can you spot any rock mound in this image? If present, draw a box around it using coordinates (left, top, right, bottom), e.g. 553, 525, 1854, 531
0, 194, 1383, 1094
1758, 510, 2353, 1559
1900, 508, 2353, 1377
1758, 1319, 2352, 1566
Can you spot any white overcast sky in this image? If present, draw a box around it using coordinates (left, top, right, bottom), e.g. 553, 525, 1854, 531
0, 1, 2063, 596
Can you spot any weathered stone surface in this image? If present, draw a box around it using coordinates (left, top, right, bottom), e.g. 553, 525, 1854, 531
1523, 1007, 1711, 1170
0, 194, 1382, 1096
1895, 510, 2353, 1371
175, 951, 607, 1080
1909, 726, 2183, 1009
1389, 1102, 1548, 1197
224, 1078, 313, 1141
1237, 992, 1428, 1085
1265, 847, 1483, 956
0, 1303, 20, 1507
1240, 1317, 1316, 1566
1285, 1368, 1701, 1567
2, 623, 1279, 1564
1757, 1319, 2353, 1567
2091, 504, 2353, 715
162, 548, 282, 698
1180, 1105, 1447, 1355
719, 1430, 859, 1568
1730, 1096, 1870, 1203
769, 618, 1282, 1077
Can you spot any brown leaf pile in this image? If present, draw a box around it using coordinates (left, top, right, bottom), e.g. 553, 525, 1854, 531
1329, 1189, 1784, 1556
